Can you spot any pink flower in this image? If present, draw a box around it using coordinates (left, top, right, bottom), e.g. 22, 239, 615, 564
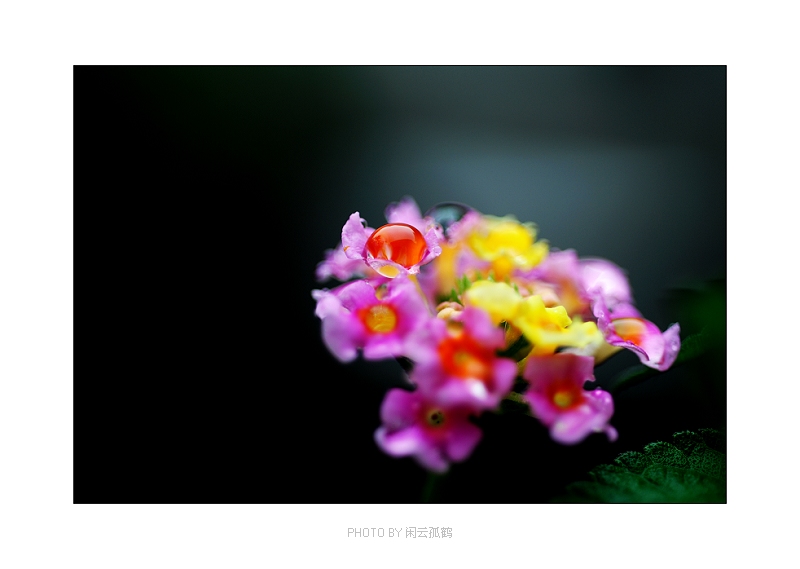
406, 306, 517, 411
315, 242, 377, 282
592, 297, 680, 371
522, 353, 618, 445
384, 196, 442, 238
522, 249, 592, 317
341, 208, 442, 279
527, 252, 680, 370
524, 250, 633, 317
312, 276, 432, 363
374, 388, 483, 473
579, 257, 633, 309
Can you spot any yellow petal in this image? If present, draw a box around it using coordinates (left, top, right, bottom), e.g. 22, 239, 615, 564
463, 280, 522, 325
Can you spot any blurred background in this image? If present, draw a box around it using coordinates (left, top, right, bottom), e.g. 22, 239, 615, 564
76, 66, 726, 503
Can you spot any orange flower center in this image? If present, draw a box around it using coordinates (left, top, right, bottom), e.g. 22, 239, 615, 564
552, 389, 576, 409
547, 380, 583, 411
426, 409, 446, 427
438, 334, 494, 381
611, 318, 647, 345
358, 304, 398, 333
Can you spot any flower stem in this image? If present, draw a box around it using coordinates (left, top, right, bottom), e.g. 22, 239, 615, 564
421, 471, 447, 503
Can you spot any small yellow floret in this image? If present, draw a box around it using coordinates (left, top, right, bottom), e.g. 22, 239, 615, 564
553, 390, 574, 409
429, 242, 460, 295
514, 295, 573, 355
467, 216, 549, 279
364, 305, 397, 333
463, 280, 522, 325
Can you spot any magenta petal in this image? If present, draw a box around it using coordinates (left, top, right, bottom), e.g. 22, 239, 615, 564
361, 277, 433, 360
580, 258, 633, 307
604, 301, 642, 320
320, 310, 362, 363
315, 244, 368, 282
604, 424, 619, 442
312, 288, 363, 362
415, 445, 450, 473
312, 288, 339, 319
491, 358, 518, 398
444, 421, 483, 462
315, 277, 434, 363
656, 323, 681, 371
402, 319, 448, 366
375, 388, 482, 472
522, 354, 609, 443
584, 389, 616, 442
446, 210, 483, 242
333, 280, 378, 310
537, 248, 580, 273
415, 263, 441, 306
526, 391, 560, 425
550, 407, 592, 445
362, 337, 406, 360
385, 278, 433, 328
414, 317, 516, 410
461, 306, 506, 347
523, 353, 595, 389
341, 212, 370, 261
593, 297, 649, 360
550, 389, 614, 445
375, 424, 425, 456
433, 379, 492, 409
385, 196, 426, 230
550, 409, 598, 445
584, 389, 615, 423
379, 388, 419, 428
596, 298, 681, 371
419, 225, 443, 264
528, 249, 582, 287
629, 318, 666, 365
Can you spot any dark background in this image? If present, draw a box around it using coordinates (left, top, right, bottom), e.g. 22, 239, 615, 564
75, 66, 726, 503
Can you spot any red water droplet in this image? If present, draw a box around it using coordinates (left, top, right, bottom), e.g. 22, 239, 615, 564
365, 223, 427, 269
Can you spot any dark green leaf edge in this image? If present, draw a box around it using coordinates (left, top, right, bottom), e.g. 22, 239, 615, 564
552, 428, 726, 503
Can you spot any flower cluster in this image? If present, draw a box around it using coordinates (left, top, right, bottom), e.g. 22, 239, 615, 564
313, 198, 680, 473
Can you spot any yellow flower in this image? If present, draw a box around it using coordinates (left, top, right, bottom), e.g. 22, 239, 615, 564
464, 281, 600, 358
514, 295, 574, 355
466, 215, 549, 280
462, 280, 521, 325
427, 241, 461, 298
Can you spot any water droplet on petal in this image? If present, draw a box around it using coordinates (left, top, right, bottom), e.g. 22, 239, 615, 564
424, 202, 474, 234
365, 223, 427, 269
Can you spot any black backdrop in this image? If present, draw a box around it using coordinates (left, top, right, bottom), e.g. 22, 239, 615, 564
75, 66, 726, 503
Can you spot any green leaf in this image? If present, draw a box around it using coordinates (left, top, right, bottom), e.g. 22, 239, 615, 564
552, 429, 726, 503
